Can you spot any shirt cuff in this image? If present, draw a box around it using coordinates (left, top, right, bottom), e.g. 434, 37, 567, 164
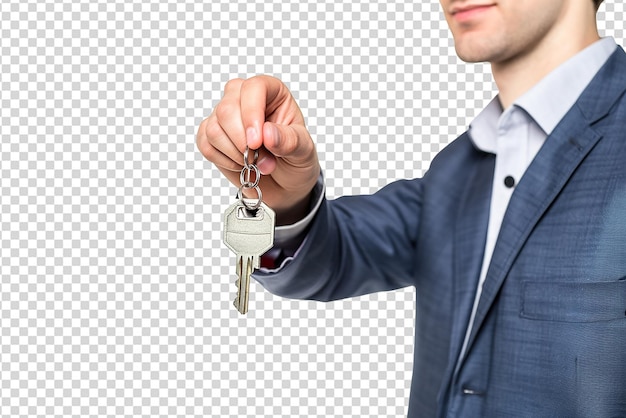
275, 174, 325, 246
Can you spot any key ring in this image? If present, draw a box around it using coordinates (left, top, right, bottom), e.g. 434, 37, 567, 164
237, 184, 263, 211
243, 147, 259, 169
239, 164, 260, 189
239, 146, 262, 210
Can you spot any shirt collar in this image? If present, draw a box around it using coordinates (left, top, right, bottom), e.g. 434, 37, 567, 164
470, 37, 618, 153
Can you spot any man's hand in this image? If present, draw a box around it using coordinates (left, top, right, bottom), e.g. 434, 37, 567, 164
197, 76, 320, 224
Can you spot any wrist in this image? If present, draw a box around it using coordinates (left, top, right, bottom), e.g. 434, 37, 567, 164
274, 192, 314, 226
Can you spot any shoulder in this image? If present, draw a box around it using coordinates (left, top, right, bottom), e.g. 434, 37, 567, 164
424, 131, 494, 183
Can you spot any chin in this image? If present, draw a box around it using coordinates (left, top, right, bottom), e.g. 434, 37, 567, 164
454, 47, 490, 63
453, 37, 506, 63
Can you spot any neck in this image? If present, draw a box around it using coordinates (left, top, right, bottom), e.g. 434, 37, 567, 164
493, 13, 600, 109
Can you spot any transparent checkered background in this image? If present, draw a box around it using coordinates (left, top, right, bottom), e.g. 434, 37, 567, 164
0, 1, 623, 417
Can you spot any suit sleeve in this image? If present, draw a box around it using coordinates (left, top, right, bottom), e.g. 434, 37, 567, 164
253, 178, 423, 302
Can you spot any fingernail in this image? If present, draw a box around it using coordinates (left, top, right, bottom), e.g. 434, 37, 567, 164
263, 122, 280, 149
246, 127, 258, 146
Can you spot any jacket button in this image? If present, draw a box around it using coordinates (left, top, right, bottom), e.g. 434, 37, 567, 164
462, 387, 483, 395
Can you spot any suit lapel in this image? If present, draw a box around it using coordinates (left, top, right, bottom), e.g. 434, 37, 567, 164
437, 150, 495, 401
462, 47, 626, 357
449, 152, 494, 365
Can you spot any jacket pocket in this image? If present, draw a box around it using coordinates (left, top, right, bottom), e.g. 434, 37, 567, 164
520, 278, 626, 322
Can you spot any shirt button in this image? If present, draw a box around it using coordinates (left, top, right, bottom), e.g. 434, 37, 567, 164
504, 176, 516, 188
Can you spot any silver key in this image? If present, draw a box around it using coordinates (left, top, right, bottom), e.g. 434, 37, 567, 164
223, 199, 275, 314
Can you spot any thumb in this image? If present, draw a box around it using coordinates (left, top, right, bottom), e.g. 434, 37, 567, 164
262, 121, 310, 159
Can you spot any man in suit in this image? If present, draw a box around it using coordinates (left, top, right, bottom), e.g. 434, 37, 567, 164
198, 0, 625, 416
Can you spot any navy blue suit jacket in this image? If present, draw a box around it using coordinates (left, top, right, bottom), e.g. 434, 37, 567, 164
255, 47, 626, 417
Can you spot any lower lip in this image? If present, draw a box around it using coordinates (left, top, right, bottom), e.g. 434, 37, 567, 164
452, 5, 494, 23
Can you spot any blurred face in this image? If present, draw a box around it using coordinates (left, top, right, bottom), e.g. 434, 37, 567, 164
440, 0, 568, 64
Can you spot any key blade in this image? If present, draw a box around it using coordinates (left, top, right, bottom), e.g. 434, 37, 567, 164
233, 255, 253, 314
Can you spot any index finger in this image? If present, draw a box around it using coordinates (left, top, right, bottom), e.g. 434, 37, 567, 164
239, 75, 286, 150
